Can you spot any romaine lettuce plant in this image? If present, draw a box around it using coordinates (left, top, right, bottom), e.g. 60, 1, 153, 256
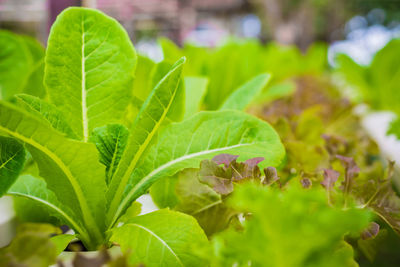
0, 7, 285, 265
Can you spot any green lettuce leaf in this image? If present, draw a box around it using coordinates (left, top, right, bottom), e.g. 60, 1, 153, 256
183, 77, 208, 119
0, 223, 61, 267
219, 73, 271, 110
149, 175, 180, 209
8, 175, 86, 240
150, 60, 186, 122
110, 209, 208, 267
175, 168, 234, 236
91, 124, 129, 184
106, 58, 185, 224
15, 94, 78, 139
50, 234, 76, 255
44, 7, 137, 142
0, 101, 106, 249
0, 30, 34, 100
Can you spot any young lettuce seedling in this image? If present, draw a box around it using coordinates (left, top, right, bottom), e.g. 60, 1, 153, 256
0, 7, 284, 265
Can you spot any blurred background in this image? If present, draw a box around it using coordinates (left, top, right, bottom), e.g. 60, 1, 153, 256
1, 0, 400, 64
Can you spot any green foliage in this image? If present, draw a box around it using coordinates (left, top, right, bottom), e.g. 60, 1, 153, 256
0, 30, 45, 100
91, 124, 129, 184
183, 77, 208, 119
16, 94, 78, 139
207, 183, 372, 267
44, 7, 137, 142
159, 38, 328, 110
110, 209, 209, 266
0, 224, 62, 267
336, 39, 400, 113
219, 73, 271, 111
335, 39, 400, 139
0, 7, 285, 262
388, 117, 400, 139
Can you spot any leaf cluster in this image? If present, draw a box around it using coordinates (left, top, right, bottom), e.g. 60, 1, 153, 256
0, 6, 285, 266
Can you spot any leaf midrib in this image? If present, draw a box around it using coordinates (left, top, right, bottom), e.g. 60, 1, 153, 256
111, 142, 254, 226
0, 125, 102, 241
0, 147, 22, 169
128, 223, 184, 266
81, 15, 89, 142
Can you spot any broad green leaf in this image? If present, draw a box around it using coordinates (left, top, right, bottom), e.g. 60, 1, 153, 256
183, 77, 208, 119
219, 73, 271, 110
110, 209, 208, 267
19, 35, 45, 62
107, 58, 185, 223
50, 234, 76, 255
110, 110, 285, 226
203, 41, 264, 110
150, 175, 179, 209
175, 168, 234, 236
91, 124, 129, 184
8, 175, 86, 242
117, 201, 142, 224
0, 136, 26, 196
0, 30, 33, 100
16, 94, 78, 139
0, 101, 106, 248
45, 7, 137, 142
19, 36, 46, 98
0, 223, 60, 267
22, 60, 46, 99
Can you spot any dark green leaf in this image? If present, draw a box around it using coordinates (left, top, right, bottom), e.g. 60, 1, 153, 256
0, 136, 25, 196
91, 124, 129, 184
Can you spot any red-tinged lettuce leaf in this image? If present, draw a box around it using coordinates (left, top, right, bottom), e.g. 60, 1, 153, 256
300, 178, 312, 188
212, 154, 239, 167
174, 155, 279, 236
321, 168, 340, 204
321, 169, 340, 190
360, 222, 380, 240
336, 155, 360, 184
263, 166, 280, 185
198, 154, 266, 195
355, 162, 400, 232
